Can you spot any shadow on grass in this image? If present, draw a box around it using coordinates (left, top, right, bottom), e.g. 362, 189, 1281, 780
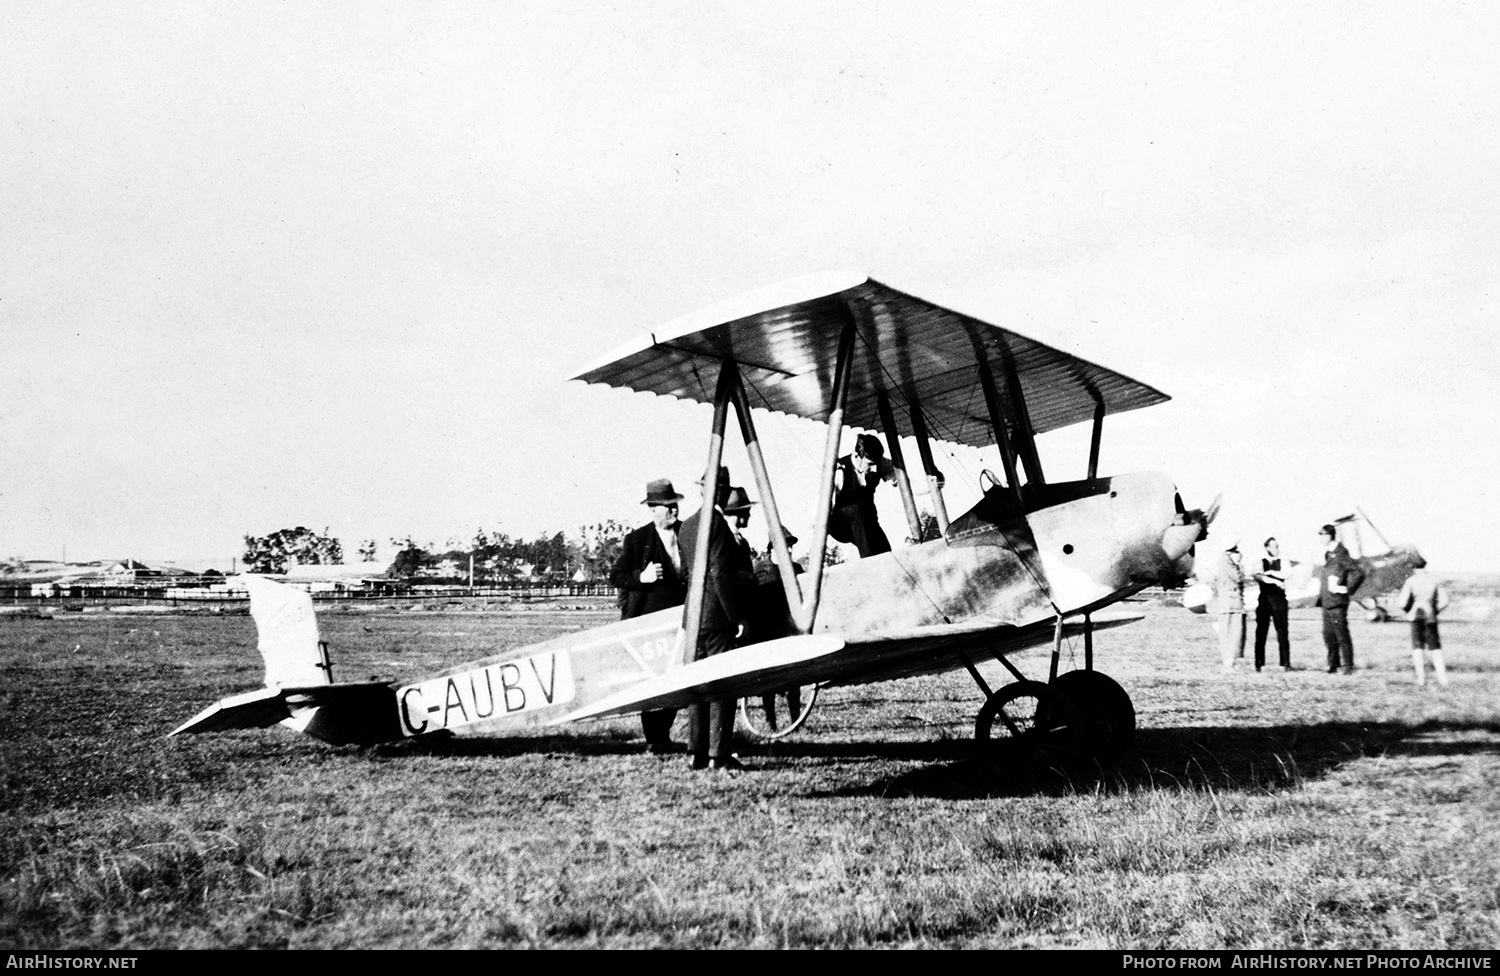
818, 718, 1500, 799
360, 718, 1500, 800
369, 730, 645, 759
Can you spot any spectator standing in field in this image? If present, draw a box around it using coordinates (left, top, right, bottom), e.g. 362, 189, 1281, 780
1253, 537, 1292, 672
1211, 536, 1247, 673
679, 470, 753, 773
1398, 558, 1451, 687
609, 478, 687, 753
1316, 523, 1365, 675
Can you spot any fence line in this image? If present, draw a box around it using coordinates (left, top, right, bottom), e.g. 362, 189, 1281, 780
0, 581, 620, 606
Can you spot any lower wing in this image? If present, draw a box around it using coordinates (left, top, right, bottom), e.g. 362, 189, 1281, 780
561, 611, 1142, 722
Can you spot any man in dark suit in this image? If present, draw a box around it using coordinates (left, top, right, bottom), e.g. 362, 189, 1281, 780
678, 472, 754, 773
1316, 523, 1366, 675
722, 486, 757, 573
1253, 536, 1291, 671
610, 478, 687, 752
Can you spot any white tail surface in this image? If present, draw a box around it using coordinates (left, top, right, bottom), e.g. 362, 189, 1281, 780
242, 575, 331, 687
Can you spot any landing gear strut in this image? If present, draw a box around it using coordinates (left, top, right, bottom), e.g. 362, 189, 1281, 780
964, 612, 1136, 773
974, 679, 1084, 771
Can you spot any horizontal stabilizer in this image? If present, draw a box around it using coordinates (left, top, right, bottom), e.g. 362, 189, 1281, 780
169, 687, 293, 736
169, 681, 396, 739
559, 633, 846, 723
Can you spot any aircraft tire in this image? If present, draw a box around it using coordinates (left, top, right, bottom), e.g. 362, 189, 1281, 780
1053, 670, 1135, 769
737, 683, 819, 741
974, 680, 1085, 773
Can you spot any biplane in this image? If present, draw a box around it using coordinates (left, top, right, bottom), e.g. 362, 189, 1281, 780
1285, 509, 1425, 622
172, 272, 1215, 771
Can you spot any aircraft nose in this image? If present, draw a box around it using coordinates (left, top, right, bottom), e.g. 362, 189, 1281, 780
1161, 522, 1200, 564
1156, 492, 1218, 579
1135, 522, 1200, 589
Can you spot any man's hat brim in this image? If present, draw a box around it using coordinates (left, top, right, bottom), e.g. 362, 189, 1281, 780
643, 478, 685, 505
722, 486, 757, 513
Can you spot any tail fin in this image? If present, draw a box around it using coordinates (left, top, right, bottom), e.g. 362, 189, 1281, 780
242, 575, 332, 687
170, 576, 398, 744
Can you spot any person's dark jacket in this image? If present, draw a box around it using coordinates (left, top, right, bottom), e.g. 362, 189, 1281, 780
1316, 543, 1365, 610
678, 508, 751, 636
609, 522, 686, 619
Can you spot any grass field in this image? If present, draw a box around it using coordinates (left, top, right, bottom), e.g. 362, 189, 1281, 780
2, 600, 1497, 949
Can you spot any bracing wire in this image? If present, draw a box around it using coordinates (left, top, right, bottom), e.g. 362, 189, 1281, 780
721, 324, 1063, 617
848, 325, 1062, 615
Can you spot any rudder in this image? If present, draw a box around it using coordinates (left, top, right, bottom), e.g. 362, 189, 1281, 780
242, 575, 333, 687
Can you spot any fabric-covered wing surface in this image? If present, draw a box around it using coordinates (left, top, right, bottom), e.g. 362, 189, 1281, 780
557, 612, 1144, 721
570, 272, 1169, 448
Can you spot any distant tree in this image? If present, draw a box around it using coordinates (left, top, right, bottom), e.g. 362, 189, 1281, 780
364, 524, 642, 582
356, 539, 379, 562
530, 531, 571, 578
434, 549, 471, 583
387, 536, 435, 579
470, 527, 517, 581
824, 543, 845, 569
575, 519, 630, 580
242, 526, 344, 574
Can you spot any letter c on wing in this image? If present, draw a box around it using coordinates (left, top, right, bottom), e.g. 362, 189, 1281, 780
399, 687, 429, 735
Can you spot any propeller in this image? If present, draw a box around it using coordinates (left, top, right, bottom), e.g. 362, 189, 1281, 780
1183, 493, 1221, 542
1161, 492, 1221, 566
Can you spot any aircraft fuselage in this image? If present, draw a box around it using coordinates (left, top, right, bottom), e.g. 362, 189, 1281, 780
386, 470, 1194, 740
812, 470, 1193, 634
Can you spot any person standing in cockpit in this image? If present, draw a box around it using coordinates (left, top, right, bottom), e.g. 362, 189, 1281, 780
829, 433, 894, 558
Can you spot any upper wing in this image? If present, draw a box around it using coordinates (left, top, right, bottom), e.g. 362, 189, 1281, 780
570, 273, 1168, 448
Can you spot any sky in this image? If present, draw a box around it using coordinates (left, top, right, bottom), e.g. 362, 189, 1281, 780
3, 2, 1497, 572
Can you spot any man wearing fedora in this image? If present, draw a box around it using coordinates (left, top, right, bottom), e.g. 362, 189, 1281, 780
610, 478, 688, 753
678, 470, 755, 772
723, 486, 757, 570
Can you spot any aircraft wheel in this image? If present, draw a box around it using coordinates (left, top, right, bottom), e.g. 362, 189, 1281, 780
974, 680, 1084, 772
1367, 606, 1390, 623
1053, 670, 1136, 769
737, 684, 819, 741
